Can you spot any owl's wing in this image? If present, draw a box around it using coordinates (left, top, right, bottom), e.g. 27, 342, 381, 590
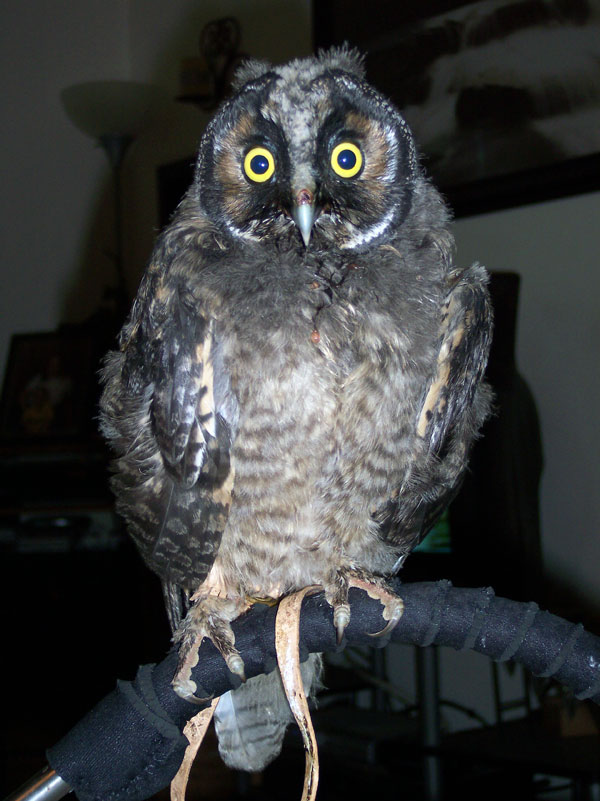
151, 301, 220, 488
378, 263, 493, 562
101, 259, 235, 626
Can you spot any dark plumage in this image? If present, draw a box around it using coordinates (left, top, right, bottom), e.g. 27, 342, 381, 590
100, 47, 492, 776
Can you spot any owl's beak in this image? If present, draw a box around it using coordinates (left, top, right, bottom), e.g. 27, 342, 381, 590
291, 188, 316, 247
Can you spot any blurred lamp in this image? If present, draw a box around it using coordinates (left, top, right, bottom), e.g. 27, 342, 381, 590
61, 80, 160, 166
61, 80, 161, 313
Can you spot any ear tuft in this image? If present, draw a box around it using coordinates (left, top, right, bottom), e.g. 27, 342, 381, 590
317, 44, 366, 79
231, 58, 273, 91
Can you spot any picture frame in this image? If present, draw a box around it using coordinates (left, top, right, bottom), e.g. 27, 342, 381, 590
0, 331, 96, 444
313, 0, 600, 217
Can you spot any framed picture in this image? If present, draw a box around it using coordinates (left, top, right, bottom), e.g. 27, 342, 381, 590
0, 332, 96, 444
313, 0, 600, 216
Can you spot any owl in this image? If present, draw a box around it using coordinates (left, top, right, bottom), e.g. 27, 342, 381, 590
100, 46, 492, 784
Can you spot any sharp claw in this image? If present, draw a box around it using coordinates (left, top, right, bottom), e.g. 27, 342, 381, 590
367, 620, 397, 638
172, 676, 212, 705
333, 604, 350, 644
226, 653, 246, 682
366, 603, 404, 638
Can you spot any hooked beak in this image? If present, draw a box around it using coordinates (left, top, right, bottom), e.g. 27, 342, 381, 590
291, 188, 316, 248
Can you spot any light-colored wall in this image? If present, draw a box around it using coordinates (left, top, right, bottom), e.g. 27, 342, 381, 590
0, 0, 131, 373
1, 0, 598, 732
388, 190, 600, 731
453, 192, 600, 614
0, 0, 312, 371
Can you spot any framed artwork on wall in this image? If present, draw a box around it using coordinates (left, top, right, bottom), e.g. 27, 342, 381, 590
313, 0, 600, 216
0, 332, 96, 445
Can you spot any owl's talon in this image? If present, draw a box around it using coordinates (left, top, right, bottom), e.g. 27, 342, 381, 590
226, 653, 246, 682
325, 568, 404, 645
333, 604, 350, 644
172, 676, 212, 705
367, 617, 400, 638
367, 596, 404, 638
172, 593, 248, 700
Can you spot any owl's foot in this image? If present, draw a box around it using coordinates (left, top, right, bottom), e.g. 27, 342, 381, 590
173, 594, 248, 703
325, 568, 404, 644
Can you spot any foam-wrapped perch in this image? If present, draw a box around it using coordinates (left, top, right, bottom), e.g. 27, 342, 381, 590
7, 581, 599, 801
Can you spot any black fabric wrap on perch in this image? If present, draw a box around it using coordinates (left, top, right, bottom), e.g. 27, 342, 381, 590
46, 580, 600, 801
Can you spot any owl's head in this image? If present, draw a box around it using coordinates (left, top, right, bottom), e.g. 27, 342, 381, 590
193, 47, 420, 253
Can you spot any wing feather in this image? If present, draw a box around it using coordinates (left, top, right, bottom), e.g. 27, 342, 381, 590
152, 310, 217, 488
416, 265, 492, 456
100, 243, 235, 605
377, 263, 493, 559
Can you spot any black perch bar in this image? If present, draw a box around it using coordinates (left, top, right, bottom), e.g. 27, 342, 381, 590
5, 581, 600, 801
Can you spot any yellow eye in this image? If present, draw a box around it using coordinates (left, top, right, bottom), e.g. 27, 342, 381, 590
330, 142, 363, 178
243, 147, 275, 183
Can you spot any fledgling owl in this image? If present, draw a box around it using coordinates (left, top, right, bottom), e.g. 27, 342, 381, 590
100, 47, 492, 778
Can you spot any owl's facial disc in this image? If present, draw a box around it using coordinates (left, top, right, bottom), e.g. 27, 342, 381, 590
196, 64, 417, 251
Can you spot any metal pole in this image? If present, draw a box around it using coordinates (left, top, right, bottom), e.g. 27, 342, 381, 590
98, 132, 133, 317
416, 645, 443, 801
3, 767, 71, 801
